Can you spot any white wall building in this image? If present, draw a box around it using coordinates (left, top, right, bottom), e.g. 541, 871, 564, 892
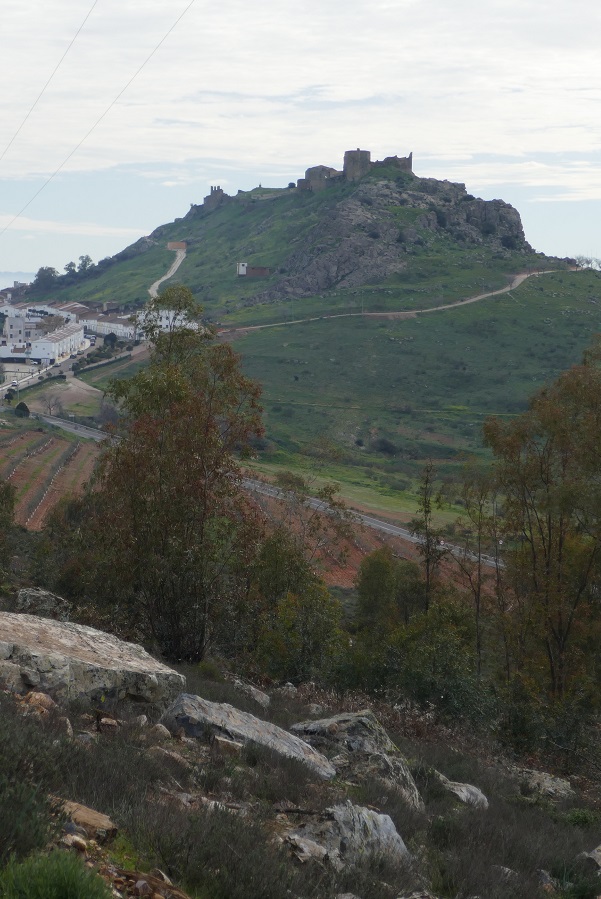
84, 317, 137, 340
30, 322, 85, 362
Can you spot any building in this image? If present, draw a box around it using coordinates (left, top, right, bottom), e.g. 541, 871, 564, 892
236, 263, 271, 277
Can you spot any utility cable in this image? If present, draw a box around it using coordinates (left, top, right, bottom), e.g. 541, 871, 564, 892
0, 0, 99, 164
0, 0, 197, 240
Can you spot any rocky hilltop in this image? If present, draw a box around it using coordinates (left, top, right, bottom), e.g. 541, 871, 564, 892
245, 173, 533, 302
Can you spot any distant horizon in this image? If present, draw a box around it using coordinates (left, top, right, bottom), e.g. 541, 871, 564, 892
0, 272, 35, 289
1, 1, 600, 273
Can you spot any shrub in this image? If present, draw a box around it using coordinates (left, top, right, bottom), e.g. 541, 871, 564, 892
14, 402, 29, 418
0, 777, 58, 866
0, 850, 112, 899
124, 801, 300, 899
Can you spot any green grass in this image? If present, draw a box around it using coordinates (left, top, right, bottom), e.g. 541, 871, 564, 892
237, 268, 601, 489
78, 356, 147, 391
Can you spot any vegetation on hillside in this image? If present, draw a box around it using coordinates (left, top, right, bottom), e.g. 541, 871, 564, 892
5, 284, 601, 896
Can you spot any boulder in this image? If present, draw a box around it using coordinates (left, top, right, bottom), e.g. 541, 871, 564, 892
159, 693, 335, 779
58, 799, 117, 841
578, 844, 601, 869
287, 800, 409, 869
15, 587, 71, 621
291, 710, 424, 809
338, 751, 424, 811
434, 771, 488, 809
0, 612, 184, 705
514, 767, 575, 801
232, 678, 270, 709
291, 709, 397, 754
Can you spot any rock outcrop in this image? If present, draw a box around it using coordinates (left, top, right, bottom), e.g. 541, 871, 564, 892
286, 800, 410, 869
15, 587, 72, 621
290, 709, 397, 754
0, 612, 184, 704
433, 770, 489, 809
159, 693, 336, 779
251, 174, 533, 303
514, 766, 575, 801
292, 709, 423, 810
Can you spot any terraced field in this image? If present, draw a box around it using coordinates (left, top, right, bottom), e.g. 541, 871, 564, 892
0, 428, 98, 529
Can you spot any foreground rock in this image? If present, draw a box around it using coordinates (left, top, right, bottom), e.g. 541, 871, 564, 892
514, 766, 575, 801
0, 612, 184, 705
159, 693, 336, 779
292, 709, 423, 810
58, 799, 117, 842
286, 800, 410, 869
15, 587, 72, 621
291, 709, 397, 754
434, 770, 489, 809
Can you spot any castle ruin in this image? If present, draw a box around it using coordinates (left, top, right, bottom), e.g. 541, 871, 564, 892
197, 149, 413, 210
297, 148, 413, 193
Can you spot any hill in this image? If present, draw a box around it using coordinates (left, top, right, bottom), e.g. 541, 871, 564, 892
22, 149, 597, 509
25, 149, 548, 319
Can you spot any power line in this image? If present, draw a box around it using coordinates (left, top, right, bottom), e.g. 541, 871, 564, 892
0, 0, 197, 241
0, 0, 99, 164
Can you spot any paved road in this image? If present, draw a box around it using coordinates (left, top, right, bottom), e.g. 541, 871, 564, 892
25, 423, 501, 569
241, 477, 502, 568
37, 415, 107, 442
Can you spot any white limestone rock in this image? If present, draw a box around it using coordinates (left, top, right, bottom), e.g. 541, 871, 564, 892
0, 612, 184, 706
159, 692, 336, 779
434, 771, 489, 809
288, 800, 410, 868
290, 709, 397, 754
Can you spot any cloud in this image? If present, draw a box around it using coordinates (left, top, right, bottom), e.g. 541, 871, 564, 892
0, 213, 142, 238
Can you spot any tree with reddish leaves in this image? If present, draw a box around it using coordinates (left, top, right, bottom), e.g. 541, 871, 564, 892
88, 287, 264, 661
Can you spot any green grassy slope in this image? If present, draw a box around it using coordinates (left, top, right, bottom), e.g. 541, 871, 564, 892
236, 269, 601, 499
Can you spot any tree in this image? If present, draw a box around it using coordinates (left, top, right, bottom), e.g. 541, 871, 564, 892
0, 479, 15, 570
260, 469, 354, 568
453, 464, 499, 675
32, 267, 58, 290
83, 286, 264, 661
410, 461, 448, 611
14, 402, 29, 418
104, 333, 117, 350
38, 315, 65, 334
484, 339, 601, 699
64, 261, 77, 275
356, 547, 425, 632
39, 391, 63, 416
77, 254, 93, 273
257, 583, 343, 683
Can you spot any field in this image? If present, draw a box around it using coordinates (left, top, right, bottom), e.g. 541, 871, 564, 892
235, 268, 601, 506
0, 423, 99, 529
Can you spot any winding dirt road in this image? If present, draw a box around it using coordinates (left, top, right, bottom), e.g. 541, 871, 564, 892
219, 269, 558, 336
148, 247, 187, 299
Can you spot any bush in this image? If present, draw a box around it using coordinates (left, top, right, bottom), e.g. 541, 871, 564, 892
14, 402, 29, 418
0, 777, 58, 866
0, 850, 112, 899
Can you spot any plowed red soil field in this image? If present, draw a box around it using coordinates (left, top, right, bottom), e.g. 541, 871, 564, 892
2, 433, 99, 528
26, 443, 99, 530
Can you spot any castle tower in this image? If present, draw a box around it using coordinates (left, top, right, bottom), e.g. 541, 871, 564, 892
343, 148, 371, 181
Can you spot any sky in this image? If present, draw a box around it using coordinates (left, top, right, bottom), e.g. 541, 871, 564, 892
1, 0, 600, 282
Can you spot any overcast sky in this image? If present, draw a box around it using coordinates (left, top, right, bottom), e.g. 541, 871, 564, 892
1, 0, 600, 280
